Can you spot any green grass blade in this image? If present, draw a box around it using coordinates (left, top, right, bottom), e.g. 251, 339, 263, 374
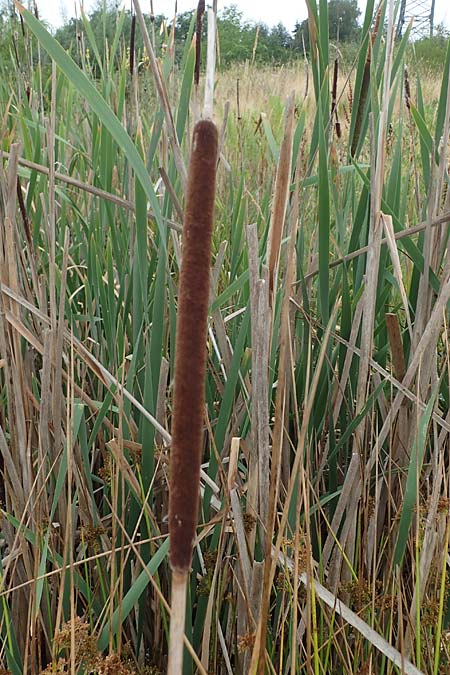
16, 4, 167, 246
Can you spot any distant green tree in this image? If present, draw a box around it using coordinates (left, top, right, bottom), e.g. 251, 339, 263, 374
0, 3, 18, 63
54, 16, 82, 57
249, 22, 270, 63
293, 0, 360, 54
217, 6, 294, 66
54, 2, 165, 69
217, 5, 256, 65
0, 2, 41, 73
293, 18, 310, 53
266, 22, 294, 62
328, 0, 360, 41
173, 9, 195, 46
170, 9, 205, 65
48, 1, 297, 71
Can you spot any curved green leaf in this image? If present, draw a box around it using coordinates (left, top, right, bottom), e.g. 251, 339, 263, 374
14, 2, 166, 245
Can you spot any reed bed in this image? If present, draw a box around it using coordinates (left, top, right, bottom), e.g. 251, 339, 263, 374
1, 0, 450, 673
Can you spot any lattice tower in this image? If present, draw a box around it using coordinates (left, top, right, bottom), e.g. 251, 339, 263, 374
397, 0, 436, 38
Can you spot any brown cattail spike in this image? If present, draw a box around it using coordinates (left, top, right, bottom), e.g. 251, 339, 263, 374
169, 119, 218, 575
194, 0, 205, 87
16, 177, 32, 245
372, 1, 383, 41
348, 78, 353, 112
129, 14, 136, 76
350, 4, 383, 156
331, 57, 341, 138
331, 57, 339, 117
404, 66, 411, 111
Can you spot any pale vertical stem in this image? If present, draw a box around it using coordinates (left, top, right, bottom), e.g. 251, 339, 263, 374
246, 222, 261, 554
168, 573, 188, 675
356, 0, 396, 432
155, 357, 170, 446
243, 561, 264, 673
256, 273, 270, 544
203, 8, 216, 120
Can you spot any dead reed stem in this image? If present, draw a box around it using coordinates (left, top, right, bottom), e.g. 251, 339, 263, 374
267, 93, 295, 305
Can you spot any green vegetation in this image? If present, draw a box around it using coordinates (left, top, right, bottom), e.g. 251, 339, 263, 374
409, 26, 450, 69
295, 0, 362, 51
53, 2, 301, 67
1, 0, 450, 673
2, 0, 449, 70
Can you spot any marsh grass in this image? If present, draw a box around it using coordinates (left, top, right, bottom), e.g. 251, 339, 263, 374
1, 0, 450, 673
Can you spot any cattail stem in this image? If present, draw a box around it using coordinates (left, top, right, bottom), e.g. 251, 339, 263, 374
167, 572, 188, 674
168, 118, 218, 674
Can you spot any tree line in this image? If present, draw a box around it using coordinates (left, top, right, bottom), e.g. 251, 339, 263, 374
0, 0, 362, 69
1, 0, 448, 73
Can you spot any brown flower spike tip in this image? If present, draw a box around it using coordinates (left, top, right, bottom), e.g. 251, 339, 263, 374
169, 119, 218, 575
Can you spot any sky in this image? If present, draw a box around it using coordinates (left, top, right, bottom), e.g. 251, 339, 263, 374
36, 0, 449, 33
